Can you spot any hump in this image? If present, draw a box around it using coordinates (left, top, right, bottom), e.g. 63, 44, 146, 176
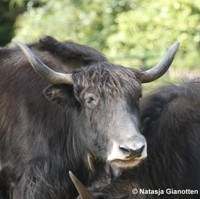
36, 36, 107, 65
140, 78, 200, 137
0, 36, 107, 74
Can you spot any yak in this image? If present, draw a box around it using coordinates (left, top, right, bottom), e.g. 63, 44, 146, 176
75, 78, 200, 199
0, 36, 178, 199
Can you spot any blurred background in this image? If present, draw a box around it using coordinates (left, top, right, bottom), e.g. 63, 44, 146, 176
1, 0, 200, 90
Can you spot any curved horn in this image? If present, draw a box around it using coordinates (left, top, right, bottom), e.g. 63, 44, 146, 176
12, 40, 73, 85
69, 171, 94, 199
141, 42, 180, 83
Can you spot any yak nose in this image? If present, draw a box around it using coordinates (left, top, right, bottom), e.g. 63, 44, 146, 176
119, 145, 145, 158
107, 136, 147, 164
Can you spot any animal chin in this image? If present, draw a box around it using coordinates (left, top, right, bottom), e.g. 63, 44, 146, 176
109, 157, 146, 169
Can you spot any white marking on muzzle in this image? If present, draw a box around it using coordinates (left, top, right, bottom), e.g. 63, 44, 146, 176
107, 136, 147, 168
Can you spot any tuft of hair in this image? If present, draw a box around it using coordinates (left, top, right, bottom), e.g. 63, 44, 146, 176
73, 62, 142, 99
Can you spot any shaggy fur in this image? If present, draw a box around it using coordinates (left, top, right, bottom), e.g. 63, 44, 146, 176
73, 62, 141, 98
90, 78, 200, 199
0, 36, 144, 199
0, 36, 108, 199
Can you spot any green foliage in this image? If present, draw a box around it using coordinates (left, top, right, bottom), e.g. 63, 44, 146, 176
0, 0, 20, 46
0, 0, 39, 46
15, 0, 133, 48
106, 0, 200, 70
13, 0, 200, 76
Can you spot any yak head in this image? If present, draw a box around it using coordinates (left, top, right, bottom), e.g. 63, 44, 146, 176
13, 40, 179, 175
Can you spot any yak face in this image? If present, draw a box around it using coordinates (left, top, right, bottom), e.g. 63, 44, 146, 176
13, 40, 179, 173
44, 62, 147, 170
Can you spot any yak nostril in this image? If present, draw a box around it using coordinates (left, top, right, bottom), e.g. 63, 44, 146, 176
119, 145, 145, 158
119, 146, 131, 157
133, 145, 145, 157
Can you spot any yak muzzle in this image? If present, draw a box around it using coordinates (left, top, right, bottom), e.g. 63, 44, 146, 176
107, 135, 147, 169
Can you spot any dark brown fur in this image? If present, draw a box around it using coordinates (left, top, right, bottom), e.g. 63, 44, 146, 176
0, 36, 144, 199
89, 78, 200, 199
0, 36, 109, 199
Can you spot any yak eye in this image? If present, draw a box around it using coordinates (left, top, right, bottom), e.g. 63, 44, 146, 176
84, 93, 98, 109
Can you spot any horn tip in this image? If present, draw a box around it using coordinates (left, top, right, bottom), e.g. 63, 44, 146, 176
69, 171, 94, 199
69, 171, 78, 184
172, 41, 180, 51
12, 39, 24, 45
12, 39, 26, 50
12, 39, 20, 46
69, 171, 73, 178
168, 41, 180, 59
175, 41, 180, 47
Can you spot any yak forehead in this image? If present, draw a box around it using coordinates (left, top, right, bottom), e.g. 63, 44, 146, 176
73, 62, 142, 98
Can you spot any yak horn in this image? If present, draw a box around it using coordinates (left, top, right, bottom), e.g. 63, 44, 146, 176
141, 42, 180, 83
13, 40, 73, 85
87, 153, 96, 172
69, 171, 94, 199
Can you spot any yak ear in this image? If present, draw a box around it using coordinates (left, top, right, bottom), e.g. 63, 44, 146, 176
43, 84, 75, 106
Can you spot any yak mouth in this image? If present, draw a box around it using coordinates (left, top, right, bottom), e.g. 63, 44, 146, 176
109, 156, 146, 169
